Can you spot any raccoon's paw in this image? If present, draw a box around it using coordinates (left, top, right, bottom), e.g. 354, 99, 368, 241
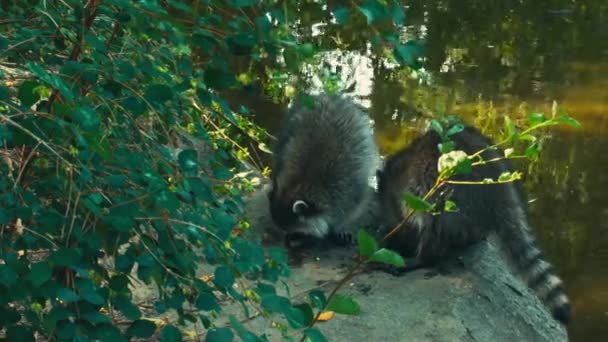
329, 232, 356, 247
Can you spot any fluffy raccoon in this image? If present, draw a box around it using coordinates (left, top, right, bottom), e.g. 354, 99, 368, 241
377, 125, 571, 324
268, 93, 380, 246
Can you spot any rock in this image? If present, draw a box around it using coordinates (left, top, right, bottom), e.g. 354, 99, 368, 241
243, 187, 569, 342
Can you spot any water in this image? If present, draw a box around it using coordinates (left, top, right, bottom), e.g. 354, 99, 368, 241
242, 2, 608, 340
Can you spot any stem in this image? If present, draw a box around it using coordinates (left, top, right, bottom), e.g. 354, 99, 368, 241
300, 259, 366, 340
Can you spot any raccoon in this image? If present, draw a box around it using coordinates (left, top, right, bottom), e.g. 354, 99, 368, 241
268, 93, 380, 247
376, 125, 571, 324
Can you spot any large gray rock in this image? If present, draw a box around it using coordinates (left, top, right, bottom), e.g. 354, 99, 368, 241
244, 188, 568, 342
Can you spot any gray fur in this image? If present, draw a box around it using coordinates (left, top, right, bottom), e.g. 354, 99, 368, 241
377, 126, 571, 324
268, 93, 380, 244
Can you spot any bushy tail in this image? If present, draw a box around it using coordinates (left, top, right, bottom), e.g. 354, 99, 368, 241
497, 200, 571, 324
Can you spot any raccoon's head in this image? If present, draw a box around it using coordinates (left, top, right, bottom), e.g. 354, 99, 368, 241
267, 179, 332, 242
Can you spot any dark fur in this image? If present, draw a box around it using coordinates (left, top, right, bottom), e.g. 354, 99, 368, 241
268, 94, 380, 246
377, 126, 571, 324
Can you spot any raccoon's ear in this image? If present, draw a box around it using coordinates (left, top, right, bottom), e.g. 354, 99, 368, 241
292, 200, 309, 215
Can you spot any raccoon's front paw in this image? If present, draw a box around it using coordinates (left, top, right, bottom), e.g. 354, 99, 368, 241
329, 232, 355, 247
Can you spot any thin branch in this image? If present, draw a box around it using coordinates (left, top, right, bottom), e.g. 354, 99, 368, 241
0, 113, 78, 173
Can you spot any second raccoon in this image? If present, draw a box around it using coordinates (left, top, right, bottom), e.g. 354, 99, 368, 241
377, 125, 571, 324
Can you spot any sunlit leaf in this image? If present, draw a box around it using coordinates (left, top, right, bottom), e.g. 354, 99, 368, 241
326, 294, 360, 315
527, 112, 547, 127
446, 124, 464, 136
402, 192, 434, 212
430, 119, 443, 135
557, 114, 582, 129
369, 248, 405, 268
357, 229, 378, 257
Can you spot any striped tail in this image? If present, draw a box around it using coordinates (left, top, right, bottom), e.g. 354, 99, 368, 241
497, 194, 571, 324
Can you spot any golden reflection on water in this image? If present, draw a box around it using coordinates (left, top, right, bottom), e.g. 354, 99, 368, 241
372, 63, 608, 341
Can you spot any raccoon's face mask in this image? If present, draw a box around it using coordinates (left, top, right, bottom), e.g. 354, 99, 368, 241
268, 187, 330, 241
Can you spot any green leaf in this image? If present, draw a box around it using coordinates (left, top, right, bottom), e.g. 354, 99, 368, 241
28, 262, 52, 287
446, 124, 464, 137
525, 143, 541, 160
72, 106, 100, 132
402, 192, 433, 212
82, 311, 111, 324
326, 294, 361, 315
213, 266, 235, 289
504, 116, 517, 140
332, 7, 350, 24
122, 97, 146, 116
518, 133, 536, 142
18, 80, 40, 107
115, 253, 135, 272
91, 324, 126, 341
227, 0, 257, 8
228, 315, 260, 342
161, 325, 183, 342
196, 291, 220, 311
298, 43, 315, 58
115, 296, 142, 320
444, 200, 458, 212
6, 326, 35, 341
438, 140, 455, 154
308, 290, 326, 309
357, 0, 386, 25
145, 84, 174, 103
303, 328, 327, 342
226, 33, 256, 55
557, 114, 582, 129
369, 248, 405, 268
357, 229, 378, 257
0, 85, 9, 100
0, 265, 18, 286
527, 112, 547, 127
204, 66, 236, 90
430, 119, 443, 135
108, 274, 129, 292
0, 124, 13, 143
178, 149, 198, 174
56, 287, 80, 303
206, 327, 234, 342
288, 303, 314, 328
80, 286, 105, 305
261, 294, 291, 314
453, 158, 473, 175
126, 319, 157, 338
393, 41, 424, 68
26, 62, 74, 102
49, 248, 81, 266
390, 0, 406, 25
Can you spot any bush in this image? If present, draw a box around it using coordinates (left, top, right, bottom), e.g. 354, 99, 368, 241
0, 1, 421, 340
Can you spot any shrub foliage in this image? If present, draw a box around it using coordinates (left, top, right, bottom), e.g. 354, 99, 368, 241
0, 0, 419, 340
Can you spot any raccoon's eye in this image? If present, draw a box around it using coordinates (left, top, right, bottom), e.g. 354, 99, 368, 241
292, 200, 309, 215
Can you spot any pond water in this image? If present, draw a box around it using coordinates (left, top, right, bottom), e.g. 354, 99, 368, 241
363, 62, 608, 342
245, 2, 608, 340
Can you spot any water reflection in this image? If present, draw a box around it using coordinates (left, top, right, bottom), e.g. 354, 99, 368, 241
243, 1, 608, 339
